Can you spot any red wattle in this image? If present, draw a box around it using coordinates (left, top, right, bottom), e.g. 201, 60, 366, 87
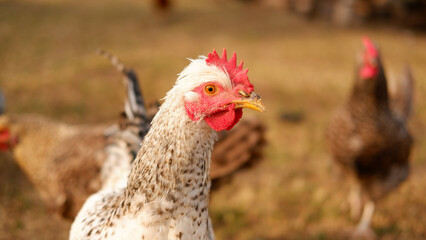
0, 129, 11, 151
204, 107, 243, 132
0, 129, 11, 142
228, 109, 243, 130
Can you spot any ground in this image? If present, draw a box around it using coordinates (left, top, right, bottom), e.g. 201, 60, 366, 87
0, 0, 426, 239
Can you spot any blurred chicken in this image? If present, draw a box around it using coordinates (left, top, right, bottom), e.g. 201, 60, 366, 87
152, 0, 171, 18
0, 114, 107, 218
326, 37, 413, 238
0, 51, 151, 218
154, 0, 170, 10
0, 51, 266, 220
211, 117, 265, 181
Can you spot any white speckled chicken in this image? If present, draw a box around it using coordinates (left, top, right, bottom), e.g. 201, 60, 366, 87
0, 51, 266, 221
70, 49, 265, 240
326, 38, 414, 238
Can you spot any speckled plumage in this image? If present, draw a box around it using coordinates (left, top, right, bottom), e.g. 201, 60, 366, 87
325, 38, 413, 235
71, 52, 263, 240
326, 40, 413, 201
0, 52, 265, 222
72, 104, 216, 240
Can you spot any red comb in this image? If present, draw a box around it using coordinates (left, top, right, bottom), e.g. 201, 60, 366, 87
206, 49, 254, 93
362, 37, 378, 58
360, 37, 379, 79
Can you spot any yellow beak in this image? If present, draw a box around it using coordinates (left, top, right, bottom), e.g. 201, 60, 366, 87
231, 91, 266, 112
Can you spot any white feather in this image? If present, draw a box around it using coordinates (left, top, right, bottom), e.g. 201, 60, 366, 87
184, 91, 200, 102
175, 58, 232, 94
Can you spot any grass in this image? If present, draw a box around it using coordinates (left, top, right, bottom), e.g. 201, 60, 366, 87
1, 0, 426, 239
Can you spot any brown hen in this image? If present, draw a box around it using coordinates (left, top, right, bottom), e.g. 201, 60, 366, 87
326, 37, 414, 238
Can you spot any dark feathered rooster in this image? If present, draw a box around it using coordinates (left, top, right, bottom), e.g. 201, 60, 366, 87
326, 37, 414, 237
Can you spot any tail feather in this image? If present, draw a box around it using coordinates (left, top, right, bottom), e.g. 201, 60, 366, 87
389, 66, 414, 123
96, 49, 126, 73
96, 49, 148, 121
97, 50, 152, 189
123, 70, 147, 120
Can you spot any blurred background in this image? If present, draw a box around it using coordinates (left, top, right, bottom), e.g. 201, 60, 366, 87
0, 0, 425, 239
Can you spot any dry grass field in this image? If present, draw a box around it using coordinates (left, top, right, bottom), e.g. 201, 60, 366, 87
1, 0, 425, 239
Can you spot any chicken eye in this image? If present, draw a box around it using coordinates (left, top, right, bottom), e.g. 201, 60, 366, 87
204, 85, 218, 95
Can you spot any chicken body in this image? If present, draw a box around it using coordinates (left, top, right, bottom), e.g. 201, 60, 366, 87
327, 88, 412, 200
326, 38, 413, 235
4, 53, 150, 218
1, 51, 265, 224
9, 114, 107, 218
2, 70, 265, 222
72, 102, 216, 240
70, 50, 264, 240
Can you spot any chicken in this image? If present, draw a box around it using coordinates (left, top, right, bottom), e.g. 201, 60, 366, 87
2, 114, 108, 218
70, 49, 265, 240
153, 0, 170, 12
152, 0, 172, 19
326, 37, 413, 237
98, 49, 267, 188
0, 59, 150, 218
0, 50, 266, 221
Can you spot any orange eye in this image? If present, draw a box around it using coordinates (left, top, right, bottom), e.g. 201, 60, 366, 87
204, 85, 218, 95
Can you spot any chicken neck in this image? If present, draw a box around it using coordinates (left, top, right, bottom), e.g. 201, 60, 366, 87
123, 90, 217, 210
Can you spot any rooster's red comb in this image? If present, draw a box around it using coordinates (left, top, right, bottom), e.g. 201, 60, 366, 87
206, 49, 253, 93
